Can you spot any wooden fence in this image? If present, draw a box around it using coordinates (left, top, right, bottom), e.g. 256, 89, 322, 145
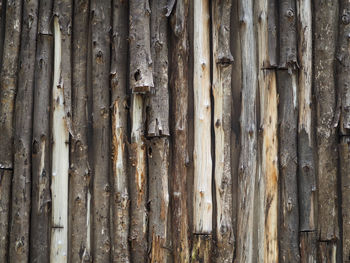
0, 0, 349, 262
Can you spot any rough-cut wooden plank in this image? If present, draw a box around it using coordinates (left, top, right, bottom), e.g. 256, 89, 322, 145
297, 0, 316, 233
148, 137, 170, 262
111, 0, 130, 262
129, 0, 153, 93
300, 231, 317, 263
0, 0, 5, 70
129, 94, 148, 263
70, 0, 90, 262
255, 0, 278, 262
9, 0, 39, 261
169, 0, 190, 261
0, 0, 22, 169
30, 2, 53, 262
338, 1, 350, 135
147, 0, 169, 137
340, 136, 350, 261
90, 0, 111, 261
235, 0, 258, 262
191, 235, 211, 263
212, 1, 234, 262
313, 0, 339, 242
0, 169, 11, 262
318, 242, 337, 263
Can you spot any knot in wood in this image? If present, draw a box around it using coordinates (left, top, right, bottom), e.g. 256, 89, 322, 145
342, 11, 350, 25
286, 9, 294, 19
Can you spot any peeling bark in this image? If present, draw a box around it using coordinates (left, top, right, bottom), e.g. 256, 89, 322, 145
90, 0, 111, 261
70, 0, 91, 262
111, 0, 130, 262
314, 0, 339, 242
212, 1, 234, 262
235, 0, 258, 262
129, 0, 153, 93
191, 235, 211, 263
169, 0, 190, 261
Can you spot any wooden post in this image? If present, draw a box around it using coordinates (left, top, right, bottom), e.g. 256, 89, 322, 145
111, 0, 130, 262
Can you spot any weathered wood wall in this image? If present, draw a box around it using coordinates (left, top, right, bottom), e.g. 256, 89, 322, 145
0, 0, 349, 262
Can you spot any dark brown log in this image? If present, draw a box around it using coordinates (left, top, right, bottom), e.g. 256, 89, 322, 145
212, 1, 234, 262
337, 1, 350, 135
300, 231, 317, 263
169, 0, 190, 261
0, 0, 5, 70
129, 0, 153, 93
314, 0, 339, 242
30, 0, 53, 262
9, 0, 38, 261
147, 137, 170, 262
90, 0, 111, 261
235, 0, 258, 262
0, 170, 11, 262
340, 136, 350, 261
147, 0, 169, 137
111, 0, 130, 262
69, 0, 91, 262
191, 235, 211, 263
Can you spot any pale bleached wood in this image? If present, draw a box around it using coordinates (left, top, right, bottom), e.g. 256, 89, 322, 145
50, 15, 70, 262
235, 0, 258, 262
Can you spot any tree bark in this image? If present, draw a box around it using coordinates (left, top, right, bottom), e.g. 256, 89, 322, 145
129, 94, 148, 263
51, 0, 72, 260
278, 1, 300, 262
90, 0, 111, 261
129, 0, 153, 93
169, 1, 190, 262
9, 0, 38, 262
30, 1, 53, 262
191, 235, 211, 263
192, 0, 212, 260
110, 0, 130, 262
70, 0, 91, 262
313, 0, 339, 243
212, 1, 234, 262
235, 0, 258, 262
256, 0, 279, 261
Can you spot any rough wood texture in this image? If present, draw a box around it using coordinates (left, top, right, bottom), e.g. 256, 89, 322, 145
70, 0, 90, 262
0, 0, 22, 169
318, 242, 337, 263
193, 0, 212, 235
129, 94, 148, 263
300, 231, 317, 263
314, 0, 339, 242
129, 0, 153, 93
9, 0, 38, 261
297, 0, 316, 233
111, 0, 130, 262
255, 0, 279, 262
191, 235, 211, 263
90, 0, 111, 261
147, 0, 169, 137
235, 0, 258, 262
340, 136, 350, 261
338, 0, 350, 135
148, 137, 170, 262
212, 1, 234, 262
169, 0, 190, 261
30, 2, 53, 262
0, 0, 5, 70
0, 169, 11, 262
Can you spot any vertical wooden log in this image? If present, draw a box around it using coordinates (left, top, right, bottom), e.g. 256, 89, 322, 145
51, 0, 72, 259
300, 232, 317, 263
90, 0, 111, 261
169, 0, 190, 262
314, 0, 339, 246
235, 0, 258, 262
255, 0, 279, 261
129, 0, 153, 93
30, 1, 53, 262
278, 1, 300, 262
147, 0, 171, 262
212, 1, 234, 262
0, 1, 22, 258
111, 0, 130, 262
192, 0, 212, 261
340, 137, 350, 261
318, 241, 337, 263
129, 94, 148, 263
0, 0, 5, 70
70, 0, 90, 262
9, 0, 38, 261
